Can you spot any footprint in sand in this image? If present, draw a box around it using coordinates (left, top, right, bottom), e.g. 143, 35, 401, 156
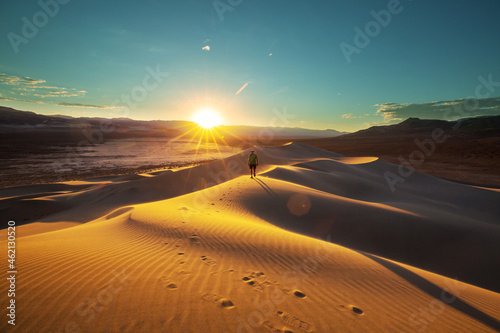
159, 276, 178, 290
175, 252, 189, 265
241, 276, 264, 291
339, 305, 364, 316
293, 290, 306, 299
200, 255, 216, 266
201, 293, 235, 309
242, 271, 271, 291
276, 311, 313, 332
220, 298, 235, 308
352, 307, 364, 315
190, 235, 200, 245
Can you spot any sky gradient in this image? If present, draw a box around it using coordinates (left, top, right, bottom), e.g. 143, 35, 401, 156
1, 0, 500, 131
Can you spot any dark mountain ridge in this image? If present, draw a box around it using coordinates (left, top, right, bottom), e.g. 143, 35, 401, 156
343, 116, 500, 138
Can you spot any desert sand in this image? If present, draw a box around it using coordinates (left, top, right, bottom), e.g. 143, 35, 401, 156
1, 143, 499, 332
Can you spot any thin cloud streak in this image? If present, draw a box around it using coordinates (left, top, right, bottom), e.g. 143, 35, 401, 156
235, 82, 248, 95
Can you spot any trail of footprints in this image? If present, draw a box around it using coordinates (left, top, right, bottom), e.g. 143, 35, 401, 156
240, 271, 314, 332
159, 223, 218, 293
241, 271, 271, 291
159, 264, 364, 332
241, 271, 306, 299
241, 271, 364, 332
159, 216, 364, 331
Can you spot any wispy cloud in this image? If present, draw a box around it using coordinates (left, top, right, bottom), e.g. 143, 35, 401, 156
341, 113, 362, 119
0, 73, 119, 109
0, 73, 86, 98
202, 45, 210, 51
0, 74, 46, 86
375, 96, 500, 120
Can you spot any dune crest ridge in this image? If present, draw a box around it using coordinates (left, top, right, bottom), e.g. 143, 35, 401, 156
1, 142, 499, 332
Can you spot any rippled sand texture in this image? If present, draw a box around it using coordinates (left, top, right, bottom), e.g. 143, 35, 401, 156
1, 143, 499, 332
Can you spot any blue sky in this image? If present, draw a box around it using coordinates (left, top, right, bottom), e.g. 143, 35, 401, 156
1, 0, 500, 131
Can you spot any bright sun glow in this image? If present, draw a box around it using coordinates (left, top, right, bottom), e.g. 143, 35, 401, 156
192, 108, 222, 128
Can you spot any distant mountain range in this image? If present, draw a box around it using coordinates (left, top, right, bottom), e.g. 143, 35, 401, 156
0, 106, 193, 133
0, 106, 345, 140
299, 115, 500, 187
342, 116, 500, 138
300, 115, 500, 151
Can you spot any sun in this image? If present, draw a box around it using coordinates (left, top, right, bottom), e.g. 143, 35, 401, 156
192, 108, 222, 128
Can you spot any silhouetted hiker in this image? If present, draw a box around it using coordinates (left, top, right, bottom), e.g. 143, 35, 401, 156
248, 150, 258, 178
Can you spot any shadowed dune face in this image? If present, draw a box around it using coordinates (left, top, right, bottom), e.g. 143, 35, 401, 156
0, 142, 499, 332
231, 174, 500, 292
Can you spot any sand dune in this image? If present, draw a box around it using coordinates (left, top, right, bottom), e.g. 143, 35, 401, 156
1, 143, 499, 332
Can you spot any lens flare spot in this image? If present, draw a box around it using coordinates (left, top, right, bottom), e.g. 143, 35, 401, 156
287, 194, 311, 216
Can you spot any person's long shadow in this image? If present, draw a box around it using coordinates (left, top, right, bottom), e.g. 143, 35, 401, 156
253, 177, 277, 198
359, 252, 500, 331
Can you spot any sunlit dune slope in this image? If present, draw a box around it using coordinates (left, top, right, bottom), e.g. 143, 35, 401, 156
1, 142, 499, 332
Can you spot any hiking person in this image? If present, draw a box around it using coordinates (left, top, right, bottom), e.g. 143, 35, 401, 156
248, 150, 258, 178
